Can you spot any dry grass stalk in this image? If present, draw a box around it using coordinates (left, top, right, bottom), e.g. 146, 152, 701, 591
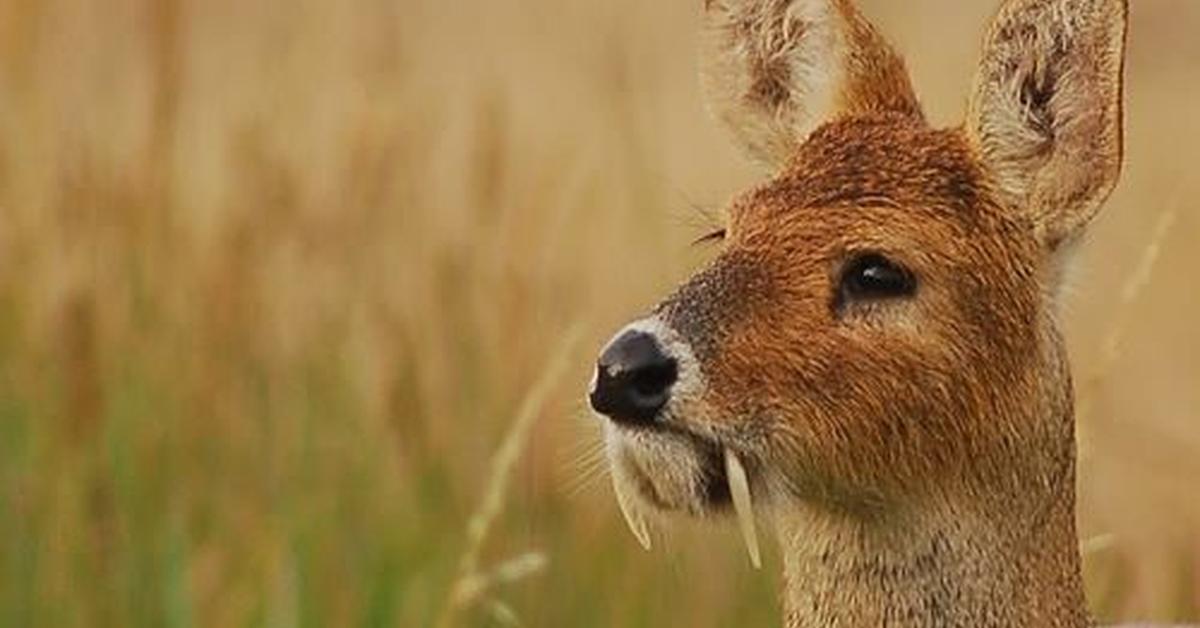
1074, 204, 1178, 580
1077, 203, 1180, 444
434, 324, 584, 628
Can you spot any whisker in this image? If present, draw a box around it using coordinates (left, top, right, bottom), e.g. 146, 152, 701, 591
562, 443, 610, 499
555, 407, 610, 500
565, 461, 610, 500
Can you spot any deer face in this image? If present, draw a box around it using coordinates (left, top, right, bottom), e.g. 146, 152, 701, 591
589, 0, 1126, 554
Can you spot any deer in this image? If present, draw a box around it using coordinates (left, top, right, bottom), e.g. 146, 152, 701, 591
586, 0, 1140, 626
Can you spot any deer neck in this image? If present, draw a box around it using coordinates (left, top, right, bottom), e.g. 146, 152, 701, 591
774, 430, 1089, 627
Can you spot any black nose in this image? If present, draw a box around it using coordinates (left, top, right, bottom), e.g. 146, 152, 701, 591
590, 330, 678, 426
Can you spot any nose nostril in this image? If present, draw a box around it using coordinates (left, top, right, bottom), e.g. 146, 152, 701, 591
589, 330, 678, 426
631, 361, 677, 398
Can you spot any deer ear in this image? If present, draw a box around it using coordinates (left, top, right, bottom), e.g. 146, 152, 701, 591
701, 0, 922, 168
967, 0, 1128, 251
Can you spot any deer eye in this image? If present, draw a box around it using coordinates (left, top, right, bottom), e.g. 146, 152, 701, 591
838, 253, 917, 305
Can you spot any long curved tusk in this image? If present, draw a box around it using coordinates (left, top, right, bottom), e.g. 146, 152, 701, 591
724, 448, 761, 569
613, 474, 653, 551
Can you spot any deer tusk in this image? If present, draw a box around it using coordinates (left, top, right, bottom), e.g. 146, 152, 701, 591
613, 474, 653, 551
724, 448, 762, 569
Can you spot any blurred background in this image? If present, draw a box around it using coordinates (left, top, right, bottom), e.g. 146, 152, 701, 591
0, 0, 1196, 626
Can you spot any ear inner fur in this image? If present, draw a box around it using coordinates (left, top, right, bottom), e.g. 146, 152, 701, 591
700, 0, 923, 167
966, 0, 1128, 250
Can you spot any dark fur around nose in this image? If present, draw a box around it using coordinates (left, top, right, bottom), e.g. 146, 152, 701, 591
656, 252, 766, 362
590, 331, 677, 427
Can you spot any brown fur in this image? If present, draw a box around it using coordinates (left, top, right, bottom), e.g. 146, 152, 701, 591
602, 0, 1131, 626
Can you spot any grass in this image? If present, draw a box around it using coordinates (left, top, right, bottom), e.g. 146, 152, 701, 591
0, 0, 1196, 626
436, 324, 579, 628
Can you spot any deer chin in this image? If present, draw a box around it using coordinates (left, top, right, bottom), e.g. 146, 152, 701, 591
604, 422, 763, 568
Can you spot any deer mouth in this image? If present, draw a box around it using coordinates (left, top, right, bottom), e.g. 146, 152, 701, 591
604, 422, 763, 568
589, 316, 764, 568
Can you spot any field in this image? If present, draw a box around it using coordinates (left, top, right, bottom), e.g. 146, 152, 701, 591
0, 0, 1197, 626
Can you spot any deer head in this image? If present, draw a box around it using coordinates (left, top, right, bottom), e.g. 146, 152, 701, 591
588, 0, 1127, 625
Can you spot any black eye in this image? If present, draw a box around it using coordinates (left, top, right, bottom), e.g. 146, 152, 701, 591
838, 253, 917, 305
